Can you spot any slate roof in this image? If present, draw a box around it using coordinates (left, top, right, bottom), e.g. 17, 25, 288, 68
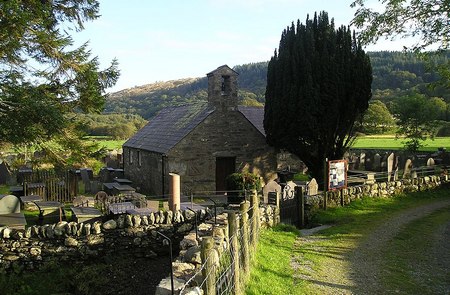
238, 106, 266, 136
124, 103, 266, 154
123, 102, 215, 154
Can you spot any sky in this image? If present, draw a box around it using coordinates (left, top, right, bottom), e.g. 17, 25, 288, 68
72, 0, 409, 93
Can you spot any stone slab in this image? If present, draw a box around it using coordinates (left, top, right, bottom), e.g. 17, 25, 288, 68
180, 202, 205, 211
113, 178, 132, 185
126, 207, 155, 215
71, 207, 102, 223
0, 213, 26, 230
109, 202, 136, 214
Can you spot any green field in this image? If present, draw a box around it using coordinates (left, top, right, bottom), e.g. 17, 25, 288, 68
92, 135, 450, 152
352, 136, 450, 151
85, 136, 125, 150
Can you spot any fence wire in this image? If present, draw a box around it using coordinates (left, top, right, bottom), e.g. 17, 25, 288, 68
180, 203, 259, 295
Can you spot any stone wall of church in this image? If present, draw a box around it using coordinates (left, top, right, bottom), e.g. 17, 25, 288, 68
123, 148, 168, 196
167, 110, 278, 194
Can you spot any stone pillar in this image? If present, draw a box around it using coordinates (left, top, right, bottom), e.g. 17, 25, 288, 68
169, 173, 180, 211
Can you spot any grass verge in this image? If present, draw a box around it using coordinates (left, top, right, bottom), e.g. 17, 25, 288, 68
246, 224, 300, 295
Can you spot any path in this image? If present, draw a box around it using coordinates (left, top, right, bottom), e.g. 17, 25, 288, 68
292, 199, 450, 294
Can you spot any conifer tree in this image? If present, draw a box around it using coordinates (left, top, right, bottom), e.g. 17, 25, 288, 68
0, 0, 119, 146
264, 11, 372, 184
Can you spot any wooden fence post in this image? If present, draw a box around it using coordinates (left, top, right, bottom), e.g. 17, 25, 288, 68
295, 186, 305, 228
228, 212, 240, 295
201, 237, 216, 295
240, 201, 250, 276
249, 190, 259, 249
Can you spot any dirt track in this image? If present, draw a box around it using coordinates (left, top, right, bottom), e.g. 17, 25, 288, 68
292, 199, 450, 294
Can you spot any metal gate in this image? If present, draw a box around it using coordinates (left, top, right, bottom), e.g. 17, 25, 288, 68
268, 185, 304, 227
279, 183, 299, 225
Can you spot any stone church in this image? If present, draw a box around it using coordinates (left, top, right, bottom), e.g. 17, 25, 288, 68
123, 65, 278, 196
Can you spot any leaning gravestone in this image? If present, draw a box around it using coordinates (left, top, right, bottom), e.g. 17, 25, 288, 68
0, 195, 21, 214
403, 159, 413, 179
387, 153, 395, 182
307, 178, 319, 196
262, 180, 281, 204
393, 167, 399, 181
373, 153, 381, 172
427, 158, 435, 166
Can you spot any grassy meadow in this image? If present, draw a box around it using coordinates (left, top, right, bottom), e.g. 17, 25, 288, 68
352, 135, 450, 151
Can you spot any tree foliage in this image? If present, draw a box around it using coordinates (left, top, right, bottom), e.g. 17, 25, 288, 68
351, 0, 450, 87
0, 0, 119, 146
264, 11, 372, 181
361, 100, 395, 134
351, 0, 449, 52
393, 93, 440, 152
76, 113, 147, 139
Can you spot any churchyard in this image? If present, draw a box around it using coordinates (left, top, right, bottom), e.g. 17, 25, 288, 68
0, 132, 449, 295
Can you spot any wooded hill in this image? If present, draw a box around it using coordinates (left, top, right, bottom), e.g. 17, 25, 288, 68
105, 51, 450, 120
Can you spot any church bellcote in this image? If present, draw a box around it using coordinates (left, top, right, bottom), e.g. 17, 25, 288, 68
206, 65, 239, 110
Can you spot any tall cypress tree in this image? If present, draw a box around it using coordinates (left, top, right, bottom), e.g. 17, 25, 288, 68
264, 11, 372, 185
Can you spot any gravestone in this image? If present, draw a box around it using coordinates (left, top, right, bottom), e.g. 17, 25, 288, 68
80, 168, 92, 193
373, 154, 381, 172
307, 178, 318, 196
0, 195, 21, 214
380, 153, 388, 171
427, 158, 435, 166
0, 195, 26, 228
387, 153, 395, 182
358, 153, 366, 170
353, 155, 360, 171
0, 161, 11, 185
403, 159, 413, 179
262, 180, 281, 204
393, 167, 399, 181
348, 154, 358, 170
365, 152, 373, 171
282, 180, 297, 200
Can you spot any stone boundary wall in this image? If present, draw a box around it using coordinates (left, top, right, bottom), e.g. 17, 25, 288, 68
0, 208, 211, 272
304, 175, 449, 223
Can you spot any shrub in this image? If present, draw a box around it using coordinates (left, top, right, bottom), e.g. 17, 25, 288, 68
226, 172, 262, 192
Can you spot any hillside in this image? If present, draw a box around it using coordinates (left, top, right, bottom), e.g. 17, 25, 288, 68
105, 52, 450, 120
